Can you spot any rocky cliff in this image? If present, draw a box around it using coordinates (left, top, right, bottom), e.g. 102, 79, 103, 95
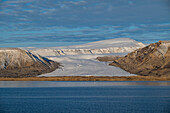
109, 41, 170, 76
0, 48, 60, 77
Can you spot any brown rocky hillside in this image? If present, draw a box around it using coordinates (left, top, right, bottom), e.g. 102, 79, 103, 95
109, 41, 170, 76
98, 41, 170, 76
0, 48, 60, 78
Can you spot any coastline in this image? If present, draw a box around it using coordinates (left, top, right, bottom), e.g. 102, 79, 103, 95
0, 76, 170, 81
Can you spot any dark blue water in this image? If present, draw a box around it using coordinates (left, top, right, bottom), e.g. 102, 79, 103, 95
0, 81, 170, 113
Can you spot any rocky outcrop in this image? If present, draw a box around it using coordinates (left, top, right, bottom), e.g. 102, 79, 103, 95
109, 41, 170, 76
0, 48, 60, 78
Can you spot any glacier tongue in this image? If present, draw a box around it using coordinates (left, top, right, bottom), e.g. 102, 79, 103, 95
23, 38, 145, 77
40, 54, 135, 77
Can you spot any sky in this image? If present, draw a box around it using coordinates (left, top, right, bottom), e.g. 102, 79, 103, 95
0, 0, 170, 47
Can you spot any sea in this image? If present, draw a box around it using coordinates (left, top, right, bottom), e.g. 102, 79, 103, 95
0, 81, 170, 113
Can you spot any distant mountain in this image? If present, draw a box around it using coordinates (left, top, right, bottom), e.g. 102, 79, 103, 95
0, 48, 60, 77
109, 41, 170, 76
25, 38, 145, 57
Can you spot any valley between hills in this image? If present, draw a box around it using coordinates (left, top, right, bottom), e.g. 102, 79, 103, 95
0, 38, 169, 81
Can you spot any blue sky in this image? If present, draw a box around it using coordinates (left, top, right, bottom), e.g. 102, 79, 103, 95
0, 0, 170, 47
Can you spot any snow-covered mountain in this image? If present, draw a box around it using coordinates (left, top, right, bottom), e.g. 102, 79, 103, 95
27, 38, 145, 57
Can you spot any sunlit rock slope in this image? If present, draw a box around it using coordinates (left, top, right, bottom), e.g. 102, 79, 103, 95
109, 41, 170, 76
0, 48, 60, 77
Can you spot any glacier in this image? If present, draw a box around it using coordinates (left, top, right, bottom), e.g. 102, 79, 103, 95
27, 38, 145, 57
23, 38, 145, 77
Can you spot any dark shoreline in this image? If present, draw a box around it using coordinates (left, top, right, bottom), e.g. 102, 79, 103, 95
0, 76, 170, 81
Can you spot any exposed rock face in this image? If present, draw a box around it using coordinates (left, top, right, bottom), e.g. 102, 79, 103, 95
0, 48, 60, 78
109, 41, 170, 76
